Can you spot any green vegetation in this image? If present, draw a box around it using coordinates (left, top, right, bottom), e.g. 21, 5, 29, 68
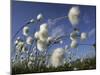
12, 57, 96, 74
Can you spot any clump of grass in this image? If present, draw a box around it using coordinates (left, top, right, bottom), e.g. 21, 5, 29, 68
12, 57, 96, 74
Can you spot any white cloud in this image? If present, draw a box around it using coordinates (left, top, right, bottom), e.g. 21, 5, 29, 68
51, 26, 65, 38
88, 28, 95, 37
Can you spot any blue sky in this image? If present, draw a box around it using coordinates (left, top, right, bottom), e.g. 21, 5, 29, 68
11, 1, 96, 59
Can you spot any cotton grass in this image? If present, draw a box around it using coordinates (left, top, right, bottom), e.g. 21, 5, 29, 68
51, 48, 65, 67
68, 6, 80, 26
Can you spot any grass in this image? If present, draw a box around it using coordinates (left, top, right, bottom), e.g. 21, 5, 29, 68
12, 57, 96, 75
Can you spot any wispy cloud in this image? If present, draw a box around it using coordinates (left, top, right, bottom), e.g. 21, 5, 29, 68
51, 26, 66, 38
47, 19, 56, 29
47, 17, 67, 38
88, 28, 95, 37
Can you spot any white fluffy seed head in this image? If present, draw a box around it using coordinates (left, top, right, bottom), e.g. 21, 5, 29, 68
47, 37, 53, 43
73, 67, 78, 70
70, 40, 78, 48
38, 29, 48, 42
37, 13, 43, 21
17, 36, 21, 40
35, 23, 49, 51
34, 31, 39, 39
14, 40, 19, 45
51, 48, 65, 67
70, 31, 78, 41
65, 45, 69, 50
23, 26, 29, 36
80, 32, 88, 40
16, 41, 24, 52
40, 23, 48, 31
30, 19, 35, 23
26, 36, 33, 45
14, 37, 21, 45
22, 45, 27, 52
68, 6, 80, 26
37, 40, 47, 52
36, 23, 48, 41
